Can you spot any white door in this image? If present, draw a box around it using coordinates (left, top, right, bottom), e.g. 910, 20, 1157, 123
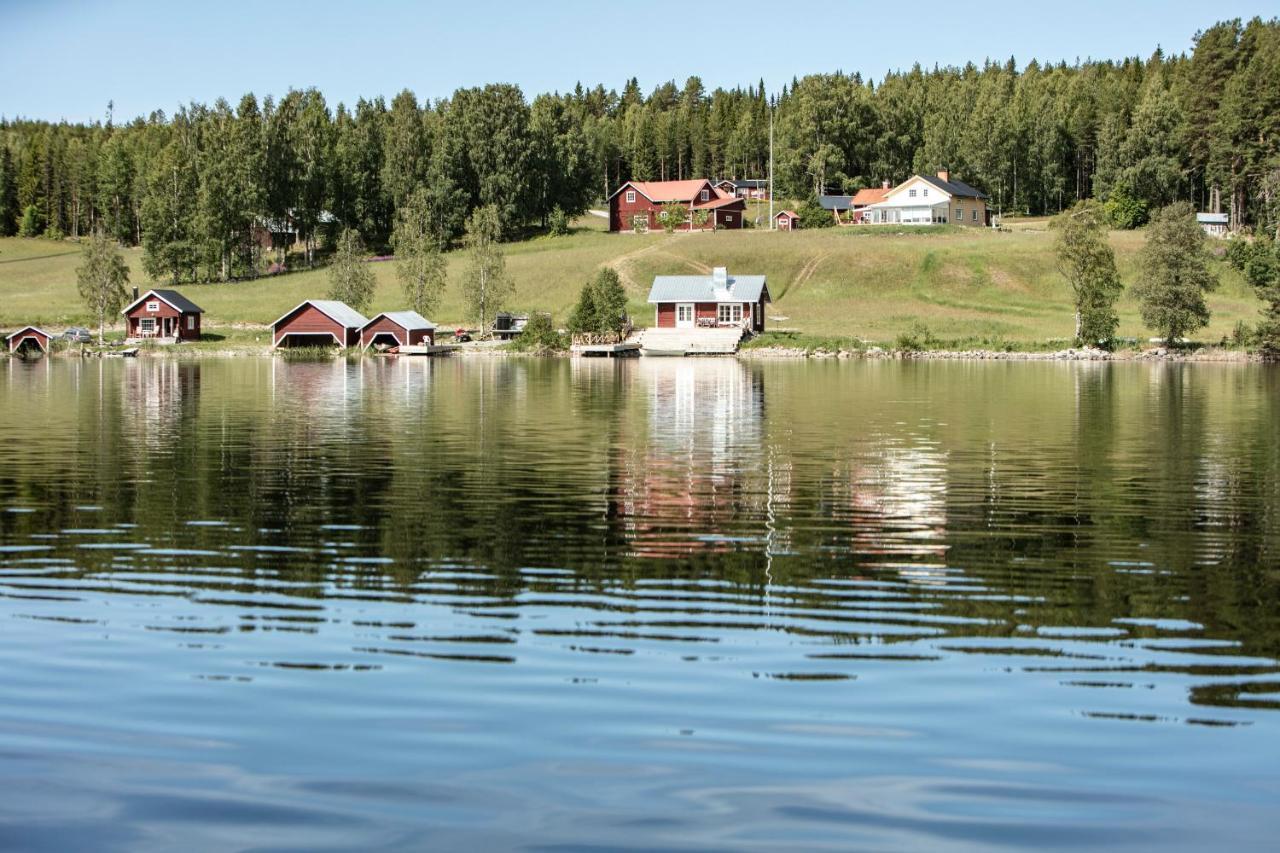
676, 304, 694, 328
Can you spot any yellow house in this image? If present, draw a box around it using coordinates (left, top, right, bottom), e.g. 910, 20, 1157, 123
863, 170, 990, 227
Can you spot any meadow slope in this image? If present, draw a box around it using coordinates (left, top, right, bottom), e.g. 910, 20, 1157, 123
0, 216, 1261, 347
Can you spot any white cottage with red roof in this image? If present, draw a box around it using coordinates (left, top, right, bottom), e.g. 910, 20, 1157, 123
608, 179, 747, 232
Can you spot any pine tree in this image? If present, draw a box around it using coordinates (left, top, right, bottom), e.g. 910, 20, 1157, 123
140, 139, 199, 284
0, 146, 16, 236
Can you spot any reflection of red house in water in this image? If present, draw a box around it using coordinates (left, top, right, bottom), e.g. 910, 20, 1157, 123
122, 289, 204, 342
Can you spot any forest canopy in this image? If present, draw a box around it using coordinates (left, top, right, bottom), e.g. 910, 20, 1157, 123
0, 17, 1276, 284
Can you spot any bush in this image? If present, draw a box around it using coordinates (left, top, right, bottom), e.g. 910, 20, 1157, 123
798, 196, 835, 229
547, 206, 570, 237
508, 311, 565, 352
1229, 320, 1255, 349
18, 204, 41, 237
1225, 237, 1257, 272
896, 322, 939, 352
1103, 184, 1147, 230
568, 268, 628, 336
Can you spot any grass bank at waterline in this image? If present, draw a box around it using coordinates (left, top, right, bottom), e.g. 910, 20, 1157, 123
0, 215, 1263, 348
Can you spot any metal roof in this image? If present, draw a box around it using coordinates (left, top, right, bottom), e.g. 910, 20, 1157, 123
647, 272, 769, 304
270, 299, 369, 330
609, 179, 713, 203
916, 174, 988, 199
719, 178, 768, 188
1197, 213, 1229, 224
123, 288, 204, 315
819, 195, 856, 210
367, 310, 437, 331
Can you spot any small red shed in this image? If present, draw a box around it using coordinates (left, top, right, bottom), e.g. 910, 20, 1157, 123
6, 326, 52, 354
361, 311, 437, 349
775, 210, 800, 231
122, 289, 204, 341
270, 300, 369, 348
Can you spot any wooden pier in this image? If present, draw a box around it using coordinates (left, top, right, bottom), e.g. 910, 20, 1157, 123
571, 341, 641, 357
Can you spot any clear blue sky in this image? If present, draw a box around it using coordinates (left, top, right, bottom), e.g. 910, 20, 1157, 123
0, 0, 1272, 123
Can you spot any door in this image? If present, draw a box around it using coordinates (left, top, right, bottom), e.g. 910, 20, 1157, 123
676, 304, 694, 328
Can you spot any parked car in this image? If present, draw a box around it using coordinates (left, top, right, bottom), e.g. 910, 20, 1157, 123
60, 327, 92, 344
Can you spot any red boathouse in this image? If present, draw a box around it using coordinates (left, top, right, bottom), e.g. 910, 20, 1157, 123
122, 289, 204, 342
361, 311, 437, 349
270, 300, 369, 348
608, 179, 747, 233
6, 326, 52, 354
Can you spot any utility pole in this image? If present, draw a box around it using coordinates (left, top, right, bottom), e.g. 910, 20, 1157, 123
769, 96, 775, 230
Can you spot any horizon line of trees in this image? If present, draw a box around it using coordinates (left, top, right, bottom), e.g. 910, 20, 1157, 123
1, 16, 1277, 285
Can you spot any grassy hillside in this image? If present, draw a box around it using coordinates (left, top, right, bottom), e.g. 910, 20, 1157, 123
0, 214, 1261, 347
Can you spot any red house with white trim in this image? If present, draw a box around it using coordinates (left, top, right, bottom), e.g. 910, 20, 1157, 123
608, 179, 747, 232
647, 267, 770, 333
122, 289, 204, 342
270, 300, 369, 348
774, 210, 800, 230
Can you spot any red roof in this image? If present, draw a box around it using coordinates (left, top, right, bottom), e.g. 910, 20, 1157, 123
776, 210, 799, 219
694, 196, 746, 211
611, 179, 715, 203
850, 187, 891, 206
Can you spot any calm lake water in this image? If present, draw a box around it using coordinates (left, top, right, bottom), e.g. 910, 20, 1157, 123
1, 355, 1278, 851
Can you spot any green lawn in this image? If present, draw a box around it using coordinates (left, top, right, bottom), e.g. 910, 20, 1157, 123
0, 214, 1261, 348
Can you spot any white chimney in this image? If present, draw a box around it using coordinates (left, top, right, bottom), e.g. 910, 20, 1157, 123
712, 267, 728, 287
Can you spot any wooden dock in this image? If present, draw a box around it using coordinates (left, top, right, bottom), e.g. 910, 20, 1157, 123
571, 341, 641, 357
385, 344, 456, 356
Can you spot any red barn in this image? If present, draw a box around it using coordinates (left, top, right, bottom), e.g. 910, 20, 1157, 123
647, 267, 771, 333
608, 179, 747, 232
774, 210, 800, 231
6, 326, 52, 354
122, 289, 204, 342
270, 300, 369, 348
361, 311, 437, 349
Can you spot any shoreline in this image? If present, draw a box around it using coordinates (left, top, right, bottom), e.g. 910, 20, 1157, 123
7, 342, 1264, 364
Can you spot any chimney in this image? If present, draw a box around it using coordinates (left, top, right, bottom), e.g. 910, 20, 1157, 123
712, 267, 728, 288
132, 286, 139, 300
882, 179, 891, 190
937, 169, 950, 183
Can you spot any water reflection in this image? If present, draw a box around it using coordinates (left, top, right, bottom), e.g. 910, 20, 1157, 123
1, 356, 1279, 849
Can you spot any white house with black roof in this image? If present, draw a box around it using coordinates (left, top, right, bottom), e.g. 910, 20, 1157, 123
864, 171, 990, 226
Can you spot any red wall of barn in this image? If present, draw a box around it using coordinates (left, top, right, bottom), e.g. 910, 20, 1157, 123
361, 317, 435, 347
8, 330, 50, 352
274, 304, 356, 346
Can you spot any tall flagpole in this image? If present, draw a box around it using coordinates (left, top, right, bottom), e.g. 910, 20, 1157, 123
769, 96, 775, 230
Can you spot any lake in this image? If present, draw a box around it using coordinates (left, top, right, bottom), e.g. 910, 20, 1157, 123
1, 355, 1277, 851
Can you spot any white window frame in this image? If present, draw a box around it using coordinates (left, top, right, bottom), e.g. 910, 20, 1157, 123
724, 214, 733, 224
700, 189, 709, 201
146, 301, 160, 313
922, 188, 929, 197
187, 315, 196, 330
908, 189, 916, 198
956, 207, 963, 220
675, 303, 695, 327
625, 190, 636, 204
139, 318, 156, 335
717, 303, 743, 324
973, 209, 979, 222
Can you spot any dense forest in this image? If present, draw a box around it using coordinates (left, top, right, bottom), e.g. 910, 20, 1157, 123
0, 17, 1277, 284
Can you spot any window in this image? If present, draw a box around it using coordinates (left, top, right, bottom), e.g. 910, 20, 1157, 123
922, 189, 929, 197
146, 301, 160, 312
187, 315, 196, 330
724, 214, 733, 224
676, 304, 694, 325
700, 189, 709, 201
139, 318, 155, 335
625, 190, 636, 204
973, 209, 979, 222
956, 207, 963, 220
908, 189, 917, 198
717, 303, 743, 324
